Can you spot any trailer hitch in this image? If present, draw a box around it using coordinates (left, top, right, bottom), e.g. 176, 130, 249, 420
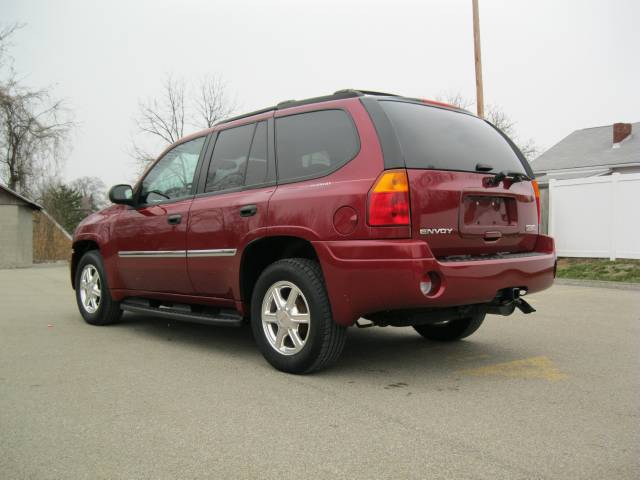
487, 288, 536, 316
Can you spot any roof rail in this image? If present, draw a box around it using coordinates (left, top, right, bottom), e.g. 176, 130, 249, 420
217, 90, 362, 125
333, 89, 401, 97
275, 99, 297, 108
214, 106, 275, 126
216, 89, 405, 126
275, 90, 361, 109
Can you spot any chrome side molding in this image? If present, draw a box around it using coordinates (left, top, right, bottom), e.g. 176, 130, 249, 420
118, 249, 237, 258
118, 250, 186, 258
187, 249, 237, 258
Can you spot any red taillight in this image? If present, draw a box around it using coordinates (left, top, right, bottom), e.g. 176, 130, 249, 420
532, 180, 541, 223
368, 170, 410, 226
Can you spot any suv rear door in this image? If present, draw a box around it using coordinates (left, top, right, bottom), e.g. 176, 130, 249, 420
372, 99, 539, 258
186, 118, 276, 299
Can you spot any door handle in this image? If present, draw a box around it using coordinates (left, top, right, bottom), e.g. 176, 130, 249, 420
167, 214, 182, 225
483, 230, 502, 241
239, 204, 257, 217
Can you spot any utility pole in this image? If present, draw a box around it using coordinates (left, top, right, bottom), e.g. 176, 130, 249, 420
472, 0, 484, 118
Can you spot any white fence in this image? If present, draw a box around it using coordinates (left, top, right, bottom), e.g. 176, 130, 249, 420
548, 173, 640, 260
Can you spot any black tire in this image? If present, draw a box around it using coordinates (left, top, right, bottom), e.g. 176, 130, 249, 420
413, 313, 485, 342
74, 250, 122, 326
250, 258, 347, 374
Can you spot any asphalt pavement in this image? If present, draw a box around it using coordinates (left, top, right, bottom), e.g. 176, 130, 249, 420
1, 265, 638, 479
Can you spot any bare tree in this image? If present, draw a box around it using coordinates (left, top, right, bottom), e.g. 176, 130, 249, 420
511, 137, 538, 161
436, 91, 473, 111
195, 75, 236, 128
0, 82, 73, 195
0, 23, 23, 74
70, 176, 108, 212
484, 105, 539, 159
484, 106, 514, 135
130, 76, 188, 171
0, 23, 73, 195
0, 23, 21, 119
131, 75, 236, 171
136, 75, 186, 146
437, 92, 539, 160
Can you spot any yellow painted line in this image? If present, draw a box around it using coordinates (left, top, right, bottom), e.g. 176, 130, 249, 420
458, 356, 568, 381
448, 353, 492, 361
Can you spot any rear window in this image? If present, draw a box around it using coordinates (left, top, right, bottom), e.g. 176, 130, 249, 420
205, 123, 254, 193
275, 109, 359, 182
380, 101, 527, 174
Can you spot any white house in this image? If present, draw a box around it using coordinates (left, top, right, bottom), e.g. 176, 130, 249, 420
532, 122, 639, 183
531, 122, 640, 260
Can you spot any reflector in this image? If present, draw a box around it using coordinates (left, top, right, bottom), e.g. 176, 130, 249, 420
532, 180, 541, 223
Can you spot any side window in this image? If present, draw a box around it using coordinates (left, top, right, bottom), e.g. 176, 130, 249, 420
205, 124, 255, 193
245, 121, 269, 187
141, 136, 205, 204
275, 110, 359, 182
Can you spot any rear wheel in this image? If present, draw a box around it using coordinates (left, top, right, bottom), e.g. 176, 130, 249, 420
74, 250, 122, 326
250, 258, 347, 374
413, 313, 485, 342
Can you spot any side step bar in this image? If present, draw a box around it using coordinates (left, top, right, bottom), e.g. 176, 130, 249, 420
120, 298, 244, 327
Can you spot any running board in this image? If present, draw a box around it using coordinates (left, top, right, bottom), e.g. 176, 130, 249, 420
120, 298, 244, 327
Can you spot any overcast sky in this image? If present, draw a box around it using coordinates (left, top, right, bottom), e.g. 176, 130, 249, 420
3, 0, 639, 187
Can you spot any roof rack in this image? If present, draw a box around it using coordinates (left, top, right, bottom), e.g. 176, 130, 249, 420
333, 89, 401, 97
214, 106, 276, 126
275, 90, 361, 109
216, 89, 404, 125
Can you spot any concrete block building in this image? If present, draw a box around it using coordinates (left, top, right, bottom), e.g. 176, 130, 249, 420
0, 185, 72, 268
0, 185, 42, 268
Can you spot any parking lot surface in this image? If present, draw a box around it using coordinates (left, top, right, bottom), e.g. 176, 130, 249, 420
1, 265, 638, 479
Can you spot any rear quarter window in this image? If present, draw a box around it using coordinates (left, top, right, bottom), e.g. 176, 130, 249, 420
275, 109, 359, 182
380, 101, 527, 174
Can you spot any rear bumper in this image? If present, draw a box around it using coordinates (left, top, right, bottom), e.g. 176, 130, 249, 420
313, 235, 556, 326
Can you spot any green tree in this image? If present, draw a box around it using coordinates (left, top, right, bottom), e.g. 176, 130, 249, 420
40, 183, 85, 234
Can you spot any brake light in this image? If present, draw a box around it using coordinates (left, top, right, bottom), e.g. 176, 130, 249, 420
532, 180, 541, 223
368, 170, 410, 226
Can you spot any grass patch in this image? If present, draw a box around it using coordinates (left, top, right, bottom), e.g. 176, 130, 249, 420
556, 258, 640, 283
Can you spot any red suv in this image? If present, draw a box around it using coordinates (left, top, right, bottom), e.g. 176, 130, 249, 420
71, 90, 555, 373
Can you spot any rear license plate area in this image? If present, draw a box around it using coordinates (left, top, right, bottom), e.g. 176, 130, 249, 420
463, 195, 516, 227
459, 195, 519, 236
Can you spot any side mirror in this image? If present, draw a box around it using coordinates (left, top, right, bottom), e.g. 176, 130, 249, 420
108, 184, 134, 205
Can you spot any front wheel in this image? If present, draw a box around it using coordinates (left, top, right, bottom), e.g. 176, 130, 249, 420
250, 258, 347, 374
413, 313, 485, 342
74, 250, 122, 326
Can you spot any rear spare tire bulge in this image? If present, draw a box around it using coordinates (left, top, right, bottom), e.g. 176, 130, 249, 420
413, 313, 485, 342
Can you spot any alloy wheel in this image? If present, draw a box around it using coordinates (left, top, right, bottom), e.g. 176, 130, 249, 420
261, 281, 311, 355
79, 264, 102, 314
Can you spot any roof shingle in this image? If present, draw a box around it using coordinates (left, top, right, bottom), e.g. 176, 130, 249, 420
531, 122, 640, 173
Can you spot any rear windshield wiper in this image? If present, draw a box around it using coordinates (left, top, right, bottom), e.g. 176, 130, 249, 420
476, 163, 530, 186
486, 171, 530, 187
